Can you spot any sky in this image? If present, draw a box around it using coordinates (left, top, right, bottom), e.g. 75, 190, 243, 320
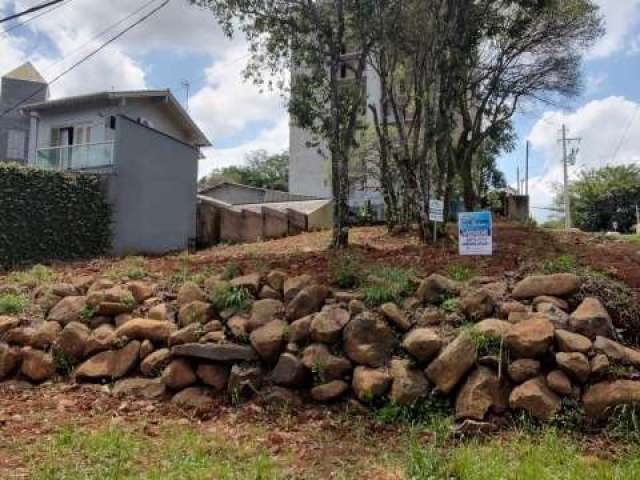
1, 0, 639, 221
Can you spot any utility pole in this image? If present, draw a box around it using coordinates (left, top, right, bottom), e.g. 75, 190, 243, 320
560, 124, 581, 230
636, 204, 640, 234
517, 163, 521, 195
525, 140, 529, 196
181, 80, 191, 112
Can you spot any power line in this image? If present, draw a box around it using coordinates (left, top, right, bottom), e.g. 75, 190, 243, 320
0, 0, 72, 38
0, 0, 64, 24
610, 104, 640, 165
0, 0, 171, 118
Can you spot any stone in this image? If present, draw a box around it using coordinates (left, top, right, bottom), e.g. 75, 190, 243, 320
504, 317, 555, 358
172, 343, 257, 362
31, 322, 62, 350
536, 303, 569, 329
426, 333, 477, 394
259, 386, 303, 408
126, 281, 154, 304
227, 315, 250, 340
283, 274, 313, 302
112, 377, 166, 399
591, 354, 610, 375
248, 299, 285, 332
512, 274, 580, 299
556, 352, 591, 383
54, 322, 90, 360
286, 285, 330, 321
418, 308, 446, 326
47, 296, 87, 325
270, 353, 307, 387
266, 270, 287, 292
593, 336, 640, 367
177, 301, 213, 327
311, 380, 349, 402
402, 328, 442, 362
568, 298, 615, 340
348, 299, 366, 316
169, 323, 203, 347
139, 339, 154, 359
4, 327, 36, 347
508, 311, 531, 324
171, 386, 214, 410
199, 331, 226, 344
140, 348, 171, 377
0, 316, 20, 335
310, 307, 350, 343
415, 274, 460, 303
508, 359, 541, 383
249, 320, 287, 363
583, 380, 640, 417
343, 312, 396, 368
460, 289, 495, 319
555, 330, 592, 354
389, 359, 430, 406
546, 370, 572, 396
50, 283, 78, 297
456, 366, 504, 421
196, 364, 229, 391
474, 319, 512, 338
334, 291, 364, 303
115, 314, 133, 328
289, 315, 313, 344
71, 274, 95, 293
34, 290, 62, 314
533, 296, 569, 311
88, 316, 112, 330
177, 282, 207, 306
0, 343, 20, 379
162, 359, 196, 390
75, 341, 140, 381
230, 273, 261, 295
259, 285, 281, 300
509, 377, 561, 420
497, 301, 528, 318
228, 364, 263, 399
379, 303, 413, 332
302, 344, 352, 381
352, 366, 392, 402
20, 347, 55, 382
87, 278, 115, 294
148, 303, 171, 321
116, 319, 176, 343
87, 286, 137, 316
84, 325, 115, 357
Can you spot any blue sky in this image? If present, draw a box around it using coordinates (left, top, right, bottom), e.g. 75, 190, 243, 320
1, 0, 639, 220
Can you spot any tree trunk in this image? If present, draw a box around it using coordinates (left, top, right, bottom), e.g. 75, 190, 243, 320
331, 146, 350, 249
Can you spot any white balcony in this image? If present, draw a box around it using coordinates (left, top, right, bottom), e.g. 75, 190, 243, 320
33, 142, 115, 171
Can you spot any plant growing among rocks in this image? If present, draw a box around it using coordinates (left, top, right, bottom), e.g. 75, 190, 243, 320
0, 292, 29, 315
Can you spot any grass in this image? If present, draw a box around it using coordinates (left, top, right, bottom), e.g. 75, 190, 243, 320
27, 424, 282, 480
330, 253, 364, 289
209, 282, 252, 312
105, 256, 148, 281
7, 264, 57, 286
0, 292, 29, 315
360, 265, 416, 307
221, 261, 243, 281
543, 255, 578, 274
447, 264, 478, 282
622, 234, 640, 245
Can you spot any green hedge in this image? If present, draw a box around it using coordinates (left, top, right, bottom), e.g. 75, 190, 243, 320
0, 163, 112, 268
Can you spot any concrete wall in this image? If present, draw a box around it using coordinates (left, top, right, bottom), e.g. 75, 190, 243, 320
201, 183, 314, 205
108, 116, 198, 255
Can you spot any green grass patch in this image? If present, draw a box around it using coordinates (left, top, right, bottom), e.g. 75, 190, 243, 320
0, 292, 29, 315
330, 253, 364, 289
221, 261, 242, 281
7, 264, 57, 286
543, 255, 578, 274
209, 282, 251, 312
27, 424, 281, 480
447, 264, 478, 282
105, 256, 147, 281
360, 266, 416, 307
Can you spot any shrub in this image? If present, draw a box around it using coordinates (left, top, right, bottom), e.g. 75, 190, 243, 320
330, 253, 363, 289
221, 261, 242, 281
0, 163, 111, 267
0, 293, 29, 315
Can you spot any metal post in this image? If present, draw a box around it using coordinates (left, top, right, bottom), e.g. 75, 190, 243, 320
433, 221, 437, 243
636, 204, 640, 234
562, 124, 571, 229
517, 164, 520, 195
525, 140, 529, 196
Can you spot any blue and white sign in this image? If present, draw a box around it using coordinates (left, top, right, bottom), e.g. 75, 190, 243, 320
458, 211, 493, 256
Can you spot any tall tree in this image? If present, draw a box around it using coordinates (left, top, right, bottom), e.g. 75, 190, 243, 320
199, 150, 289, 191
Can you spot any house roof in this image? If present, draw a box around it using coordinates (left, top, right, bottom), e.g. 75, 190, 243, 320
22, 89, 211, 147
3, 62, 47, 84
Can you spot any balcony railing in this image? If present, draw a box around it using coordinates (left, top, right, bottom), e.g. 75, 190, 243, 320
33, 142, 115, 171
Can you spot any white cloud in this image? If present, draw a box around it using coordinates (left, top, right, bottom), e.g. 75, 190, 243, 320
590, 0, 640, 58
525, 96, 640, 219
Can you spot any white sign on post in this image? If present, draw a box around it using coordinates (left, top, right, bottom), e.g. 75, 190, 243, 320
459, 211, 493, 256
429, 199, 444, 223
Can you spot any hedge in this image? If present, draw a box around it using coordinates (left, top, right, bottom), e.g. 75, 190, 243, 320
0, 163, 112, 268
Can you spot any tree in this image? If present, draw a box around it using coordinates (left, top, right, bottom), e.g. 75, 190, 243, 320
194, 0, 394, 248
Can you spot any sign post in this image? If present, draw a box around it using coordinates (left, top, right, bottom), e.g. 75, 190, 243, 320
429, 199, 444, 242
458, 211, 493, 256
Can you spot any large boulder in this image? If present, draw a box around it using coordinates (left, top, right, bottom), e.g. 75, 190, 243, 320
75, 341, 140, 381
284, 274, 313, 302
474, 319, 512, 338
343, 312, 396, 367
380, 303, 413, 332
115, 319, 176, 343
177, 301, 213, 327
402, 328, 442, 363
311, 380, 349, 402
31, 322, 62, 350
504, 317, 554, 358
20, 347, 56, 382
546, 370, 572, 396
568, 298, 615, 340
286, 285, 330, 321
583, 381, 640, 417
172, 343, 257, 362
554, 329, 592, 354
425, 332, 476, 394
509, 377, 561, 420
555, 352, 590, 383
301, 344, 352, 381
84, 325, 116, 357
270, 353, 307, 387
415, 274, 459, 303
456, 366, 506, 421
112, 377, 166, 399
352, 366, 392, 402
508, 359, 541, 384
228, 364, 263, 399
54, 322, 90, 360
310, 307, 350, 343
289, 315, 313, 344
47, 296, 87, 325
593, 336, 640, 367
248, 299, 285, 332
169, 324, 203, 347
230, 273, 261, 296
196, 364, 229, 391
0, 343, 20, 379
460, 289, 495, 320
536, 303, 569, 329
176, 282, 207, 306
126, 281, 155, 304
512, 274, 580, 299
389, 359, 430, 406
87, 286, 137, 316
249, 320, 288, 363
0, 316, 20, 335
161, 359, 196, 390
140, 348, 171, 377
266, 270, 287, 292
171, 386, 214, 410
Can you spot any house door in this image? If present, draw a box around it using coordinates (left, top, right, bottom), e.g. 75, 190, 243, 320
58, 127, 73, 169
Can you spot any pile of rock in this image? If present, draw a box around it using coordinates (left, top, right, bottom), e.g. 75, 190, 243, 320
0, 268, 639, 424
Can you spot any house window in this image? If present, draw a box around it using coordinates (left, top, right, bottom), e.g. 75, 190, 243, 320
6, 129, 26, 160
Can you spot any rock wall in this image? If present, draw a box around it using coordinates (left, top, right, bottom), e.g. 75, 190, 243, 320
1, 269, 639, 425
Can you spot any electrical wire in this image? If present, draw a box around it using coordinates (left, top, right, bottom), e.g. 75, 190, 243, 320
0, 0, 72, 38
0, 0, 64, 24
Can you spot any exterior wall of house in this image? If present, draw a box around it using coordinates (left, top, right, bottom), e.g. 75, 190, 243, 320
107, 116, 198, 255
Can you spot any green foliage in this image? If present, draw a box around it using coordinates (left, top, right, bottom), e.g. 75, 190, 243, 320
442, 298, 461, 314
543, 255, 577, 274
53, 349, 77, 377
80, 304, 98, 321
330, 253, 363, 289
0, 292, 29, 315
209, 282, 251, 312
606, 403, 640, 443
0, 163, 111, 267
7, 264, 56, 286
447, 264, 478, 282
361, 266, 415, 307
551, 399, 586, 432
468, 328, 504, 358
221, 261, 242, 281
376, 396, 453, 427
105, 257, 147, 281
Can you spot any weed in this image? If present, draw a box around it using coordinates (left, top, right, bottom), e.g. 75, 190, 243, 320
122, 293, 137, 310
330, 253, 363, 289
607, 403, 640, 443
209, 282, 251, 312
361, 266, 415, 307
221, 261, 242, 281
0, 292, 29, 315
551, 398, 586, 432
543, 255, 577, 274
80, 304, 98, 321
105, 256, 147, 281
442, 297, 460, 313
376, 395, 453, 427
53, 349, 77, 377
8, 264, 56, 286
447, 264, 477, 282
